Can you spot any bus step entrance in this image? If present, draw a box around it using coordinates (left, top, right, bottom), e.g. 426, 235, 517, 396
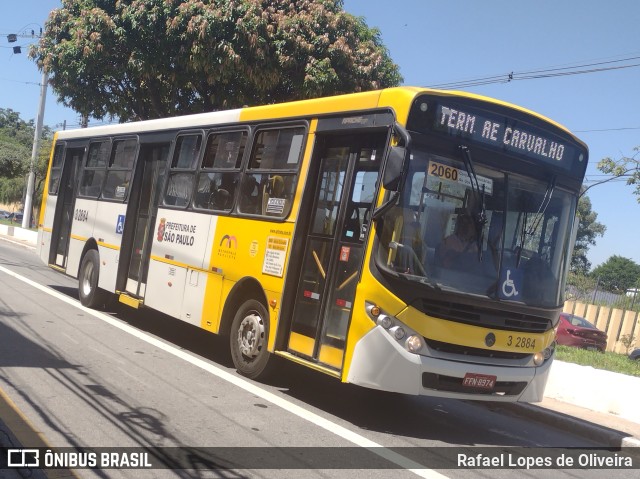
275, 351, 341, 379
118, 293, 143, 309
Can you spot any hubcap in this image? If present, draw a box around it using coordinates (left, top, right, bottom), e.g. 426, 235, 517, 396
82, 261, 94, 296
237, 313, 265, 358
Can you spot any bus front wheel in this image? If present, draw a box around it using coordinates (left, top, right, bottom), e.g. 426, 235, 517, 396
230, 299, 273, 380
78, 249, 108, 308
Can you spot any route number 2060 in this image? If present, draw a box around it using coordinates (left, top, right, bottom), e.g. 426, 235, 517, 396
428, 161, 459, 181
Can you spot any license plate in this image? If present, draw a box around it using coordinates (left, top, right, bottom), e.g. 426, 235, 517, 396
462, 373, 497, 390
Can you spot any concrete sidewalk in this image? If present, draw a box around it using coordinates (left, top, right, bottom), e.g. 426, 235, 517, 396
1, 226, 639, 450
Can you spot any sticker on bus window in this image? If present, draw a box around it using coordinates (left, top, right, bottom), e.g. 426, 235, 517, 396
499, 268, 522, 300
266, 197, 286, 215
428, 160, 493, 195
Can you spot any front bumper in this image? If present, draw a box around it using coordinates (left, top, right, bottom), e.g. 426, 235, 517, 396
346, 325, 552, 402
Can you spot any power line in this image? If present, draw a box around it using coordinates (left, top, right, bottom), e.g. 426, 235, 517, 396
428, 55, 640, 90
575, 127, 640, 133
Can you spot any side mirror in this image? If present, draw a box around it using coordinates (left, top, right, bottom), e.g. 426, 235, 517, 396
382, 122, 411, 192
382, 146, 405, 191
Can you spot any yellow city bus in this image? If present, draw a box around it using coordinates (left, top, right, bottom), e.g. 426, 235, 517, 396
38, 87, 588, 401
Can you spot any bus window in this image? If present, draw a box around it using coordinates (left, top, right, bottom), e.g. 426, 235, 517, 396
238, 126, 304, 217
78, 140, 109, 198
163, 133, 203, 207
193, 130, 247, 212
47, 145, 66, 194
102, 138, 137, 201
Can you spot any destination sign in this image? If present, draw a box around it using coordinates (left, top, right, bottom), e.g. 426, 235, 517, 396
422, 100, 587, 176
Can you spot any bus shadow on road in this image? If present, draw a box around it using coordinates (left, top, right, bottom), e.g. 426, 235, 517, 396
41, 284, 592, 447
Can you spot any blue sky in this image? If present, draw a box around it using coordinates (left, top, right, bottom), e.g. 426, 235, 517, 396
1, 0, 639, 269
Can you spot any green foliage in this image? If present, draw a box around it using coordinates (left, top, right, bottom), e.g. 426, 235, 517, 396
591, 255, 640, 294
565, 272, 598, 302
0, 108, 51, 208
32, 0, 403, 122
555, 345, 640, 377
620, 334, 636, 354
571, 191, 605, 274
597, 147, 640, 203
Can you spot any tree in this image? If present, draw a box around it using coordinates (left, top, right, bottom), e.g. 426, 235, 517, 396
0, 108, 51, 210
31, 0, 402, 122
571, 191, 606, 274
596, 147, 640, 202
591, 255, 640, 294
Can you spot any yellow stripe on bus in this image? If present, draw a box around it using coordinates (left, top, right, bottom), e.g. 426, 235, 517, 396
149, 255, 209, 274
397, 307, 556, 353
96, 241, 121, 251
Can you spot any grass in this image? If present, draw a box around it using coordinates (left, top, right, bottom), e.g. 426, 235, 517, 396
555, 345, 640, 377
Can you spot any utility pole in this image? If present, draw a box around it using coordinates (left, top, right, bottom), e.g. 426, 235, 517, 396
22, 69, 48, 229
6, 25, 47, 230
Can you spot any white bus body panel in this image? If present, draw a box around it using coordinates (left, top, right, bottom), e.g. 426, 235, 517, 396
39, 194, 59, 264
144, 209, 217, 324
66, 198, 99, 277
146, 260, 187, 319
92, 201, 128, 291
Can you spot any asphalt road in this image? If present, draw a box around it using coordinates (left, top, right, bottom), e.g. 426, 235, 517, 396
0, 238, 637, 479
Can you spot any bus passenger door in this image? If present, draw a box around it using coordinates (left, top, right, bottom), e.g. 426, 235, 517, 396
49, 147, 84, 268
288, 133, 385, 372
118, 142, 170, 298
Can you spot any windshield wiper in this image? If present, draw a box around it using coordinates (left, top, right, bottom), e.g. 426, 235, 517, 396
396, 270, 442, 291
528, 176, 556, 235
515, 176, 556, 267
459, 145, 487, 261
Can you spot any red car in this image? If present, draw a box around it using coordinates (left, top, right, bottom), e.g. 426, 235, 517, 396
556, 313, 607, 352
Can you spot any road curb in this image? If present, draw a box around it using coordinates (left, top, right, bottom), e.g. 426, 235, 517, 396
0, 386, 79, 478
501, 402, 640, 448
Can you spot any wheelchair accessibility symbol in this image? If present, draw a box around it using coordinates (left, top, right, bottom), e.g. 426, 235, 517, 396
501, 269, 520, 298
116, 214, 125, 234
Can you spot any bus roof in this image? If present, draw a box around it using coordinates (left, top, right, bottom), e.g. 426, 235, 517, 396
55, 86, 582, 145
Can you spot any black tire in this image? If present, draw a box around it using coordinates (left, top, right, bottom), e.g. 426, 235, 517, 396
229, 299, 274, 380
78, 249, 108, 308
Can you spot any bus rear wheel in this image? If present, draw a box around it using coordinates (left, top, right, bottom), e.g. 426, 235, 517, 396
229, 299, 273, 380
78, 249, 108, 308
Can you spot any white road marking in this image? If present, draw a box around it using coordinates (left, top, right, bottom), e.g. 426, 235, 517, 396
0, 263, 449, 478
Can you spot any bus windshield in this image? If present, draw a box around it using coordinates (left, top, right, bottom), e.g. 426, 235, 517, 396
375, 145, 577, 307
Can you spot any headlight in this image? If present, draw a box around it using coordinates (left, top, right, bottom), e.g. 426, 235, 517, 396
392, 327, 406, 340
543, 342, 555, 360
378, 315, 392, 329
533, 352, 545, 366
406, 335, 423, 353
366, 301, 421, 354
